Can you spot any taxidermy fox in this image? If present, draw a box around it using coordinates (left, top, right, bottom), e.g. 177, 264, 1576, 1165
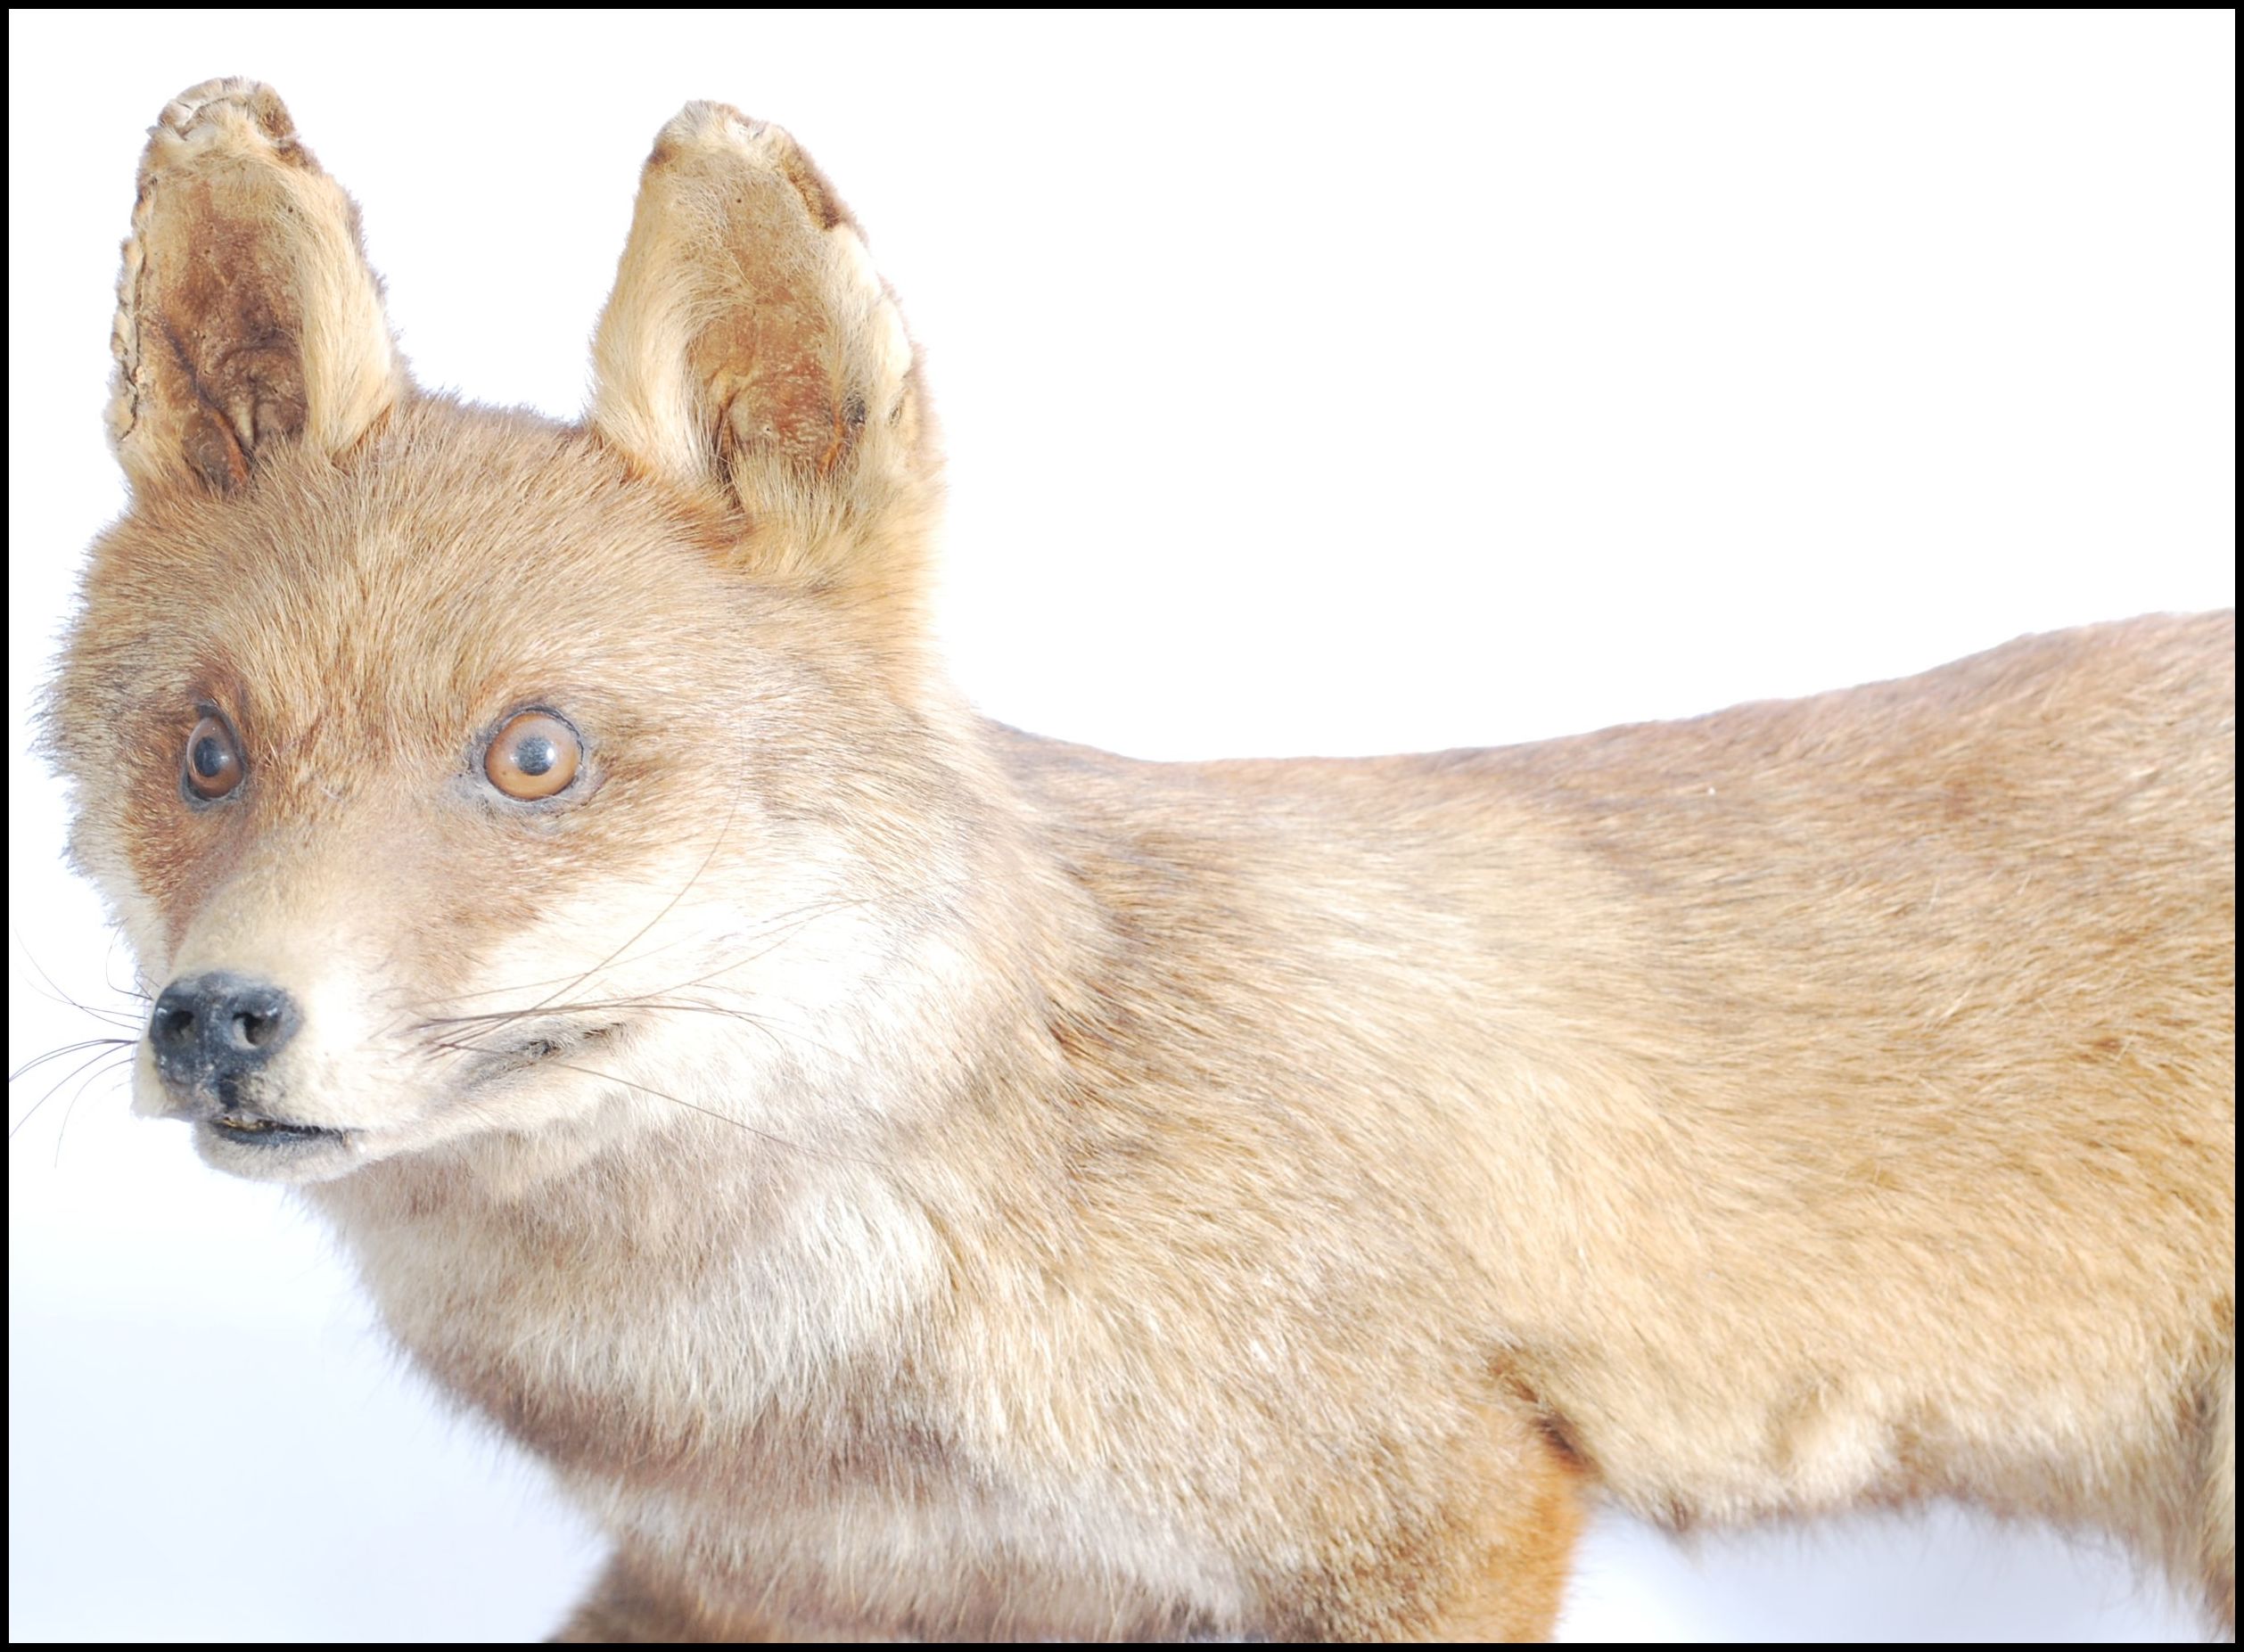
46, 78, 2232, 1640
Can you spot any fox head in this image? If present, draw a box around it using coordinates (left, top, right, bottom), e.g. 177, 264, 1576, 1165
47, 81, 1005, 1187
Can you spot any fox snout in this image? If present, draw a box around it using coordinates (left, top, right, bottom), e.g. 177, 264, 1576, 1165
146, 970, 351, 1160
142, 964, 363, 1168
148, 970, 300, 1114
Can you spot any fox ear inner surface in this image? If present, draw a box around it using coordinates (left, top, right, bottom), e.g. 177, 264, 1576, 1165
588, 104, 939, 598
109, 79, 407, 498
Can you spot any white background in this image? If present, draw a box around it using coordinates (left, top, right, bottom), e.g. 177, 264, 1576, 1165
7, 10, 2232, 1642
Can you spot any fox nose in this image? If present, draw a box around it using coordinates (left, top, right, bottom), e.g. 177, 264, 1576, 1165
149, 972, 300, 1105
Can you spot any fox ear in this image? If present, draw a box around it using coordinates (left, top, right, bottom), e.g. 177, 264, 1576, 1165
108, 80, 407, 497
589, 105, 937, 595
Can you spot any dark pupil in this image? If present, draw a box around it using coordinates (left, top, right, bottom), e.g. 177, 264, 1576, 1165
514, 735, 557, 777
193, 736, 230, 778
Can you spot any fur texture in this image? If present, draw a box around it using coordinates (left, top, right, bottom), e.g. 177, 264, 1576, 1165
46, 80, 2235, 1640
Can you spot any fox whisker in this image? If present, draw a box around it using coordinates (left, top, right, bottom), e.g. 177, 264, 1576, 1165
9, 1039, 138, 1141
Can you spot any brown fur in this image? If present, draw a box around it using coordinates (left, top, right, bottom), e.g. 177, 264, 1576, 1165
45, 80, 2234, 1640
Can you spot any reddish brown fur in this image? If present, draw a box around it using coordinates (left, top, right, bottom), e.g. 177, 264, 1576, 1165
45, 80, 2233, 1640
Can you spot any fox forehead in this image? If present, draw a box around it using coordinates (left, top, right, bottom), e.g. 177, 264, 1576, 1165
52, 405, 958, 972
72, 399, 755, 743
50, 400, 827, 966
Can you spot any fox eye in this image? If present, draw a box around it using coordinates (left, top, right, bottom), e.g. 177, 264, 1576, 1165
182, 713, 244, 801
484, 710, 583, 801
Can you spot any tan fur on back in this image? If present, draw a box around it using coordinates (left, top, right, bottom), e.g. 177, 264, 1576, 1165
47, 81, 2235, 1640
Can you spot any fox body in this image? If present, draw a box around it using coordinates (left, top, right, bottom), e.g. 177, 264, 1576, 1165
45, 81, 2233, 1640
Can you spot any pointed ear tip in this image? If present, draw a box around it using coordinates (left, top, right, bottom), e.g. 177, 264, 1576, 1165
650, 101, 800, 160
147, 77, 299, 160
167, 74, 272, 101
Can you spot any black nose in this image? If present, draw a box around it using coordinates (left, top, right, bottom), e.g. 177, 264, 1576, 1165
149, 972, 300, 1107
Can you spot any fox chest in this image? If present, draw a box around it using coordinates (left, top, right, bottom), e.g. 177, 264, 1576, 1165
336, 1188, 1258, 1634
377, 1264, 1254, 1638
350, 1192, 940, 1492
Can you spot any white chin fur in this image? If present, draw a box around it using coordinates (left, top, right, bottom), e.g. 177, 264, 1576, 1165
189, 1120, 366, 1185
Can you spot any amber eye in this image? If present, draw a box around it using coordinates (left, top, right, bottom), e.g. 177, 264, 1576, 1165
483, 710, 583, 801
183, 713, 244, 801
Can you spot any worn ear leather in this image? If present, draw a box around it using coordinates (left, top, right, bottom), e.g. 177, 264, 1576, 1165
109, 78, 407, 498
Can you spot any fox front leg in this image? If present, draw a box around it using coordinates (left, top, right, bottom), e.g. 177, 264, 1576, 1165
549, 1549, 780, 1643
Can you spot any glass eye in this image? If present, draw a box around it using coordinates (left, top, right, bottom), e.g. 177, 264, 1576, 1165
183, 713, 244, 801
484, 710, 583, 801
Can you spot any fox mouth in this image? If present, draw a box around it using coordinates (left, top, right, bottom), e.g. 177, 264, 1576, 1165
452, 1020, 626, 1089
207, 1110, 342, 1147
187, 1023, 624, 1149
